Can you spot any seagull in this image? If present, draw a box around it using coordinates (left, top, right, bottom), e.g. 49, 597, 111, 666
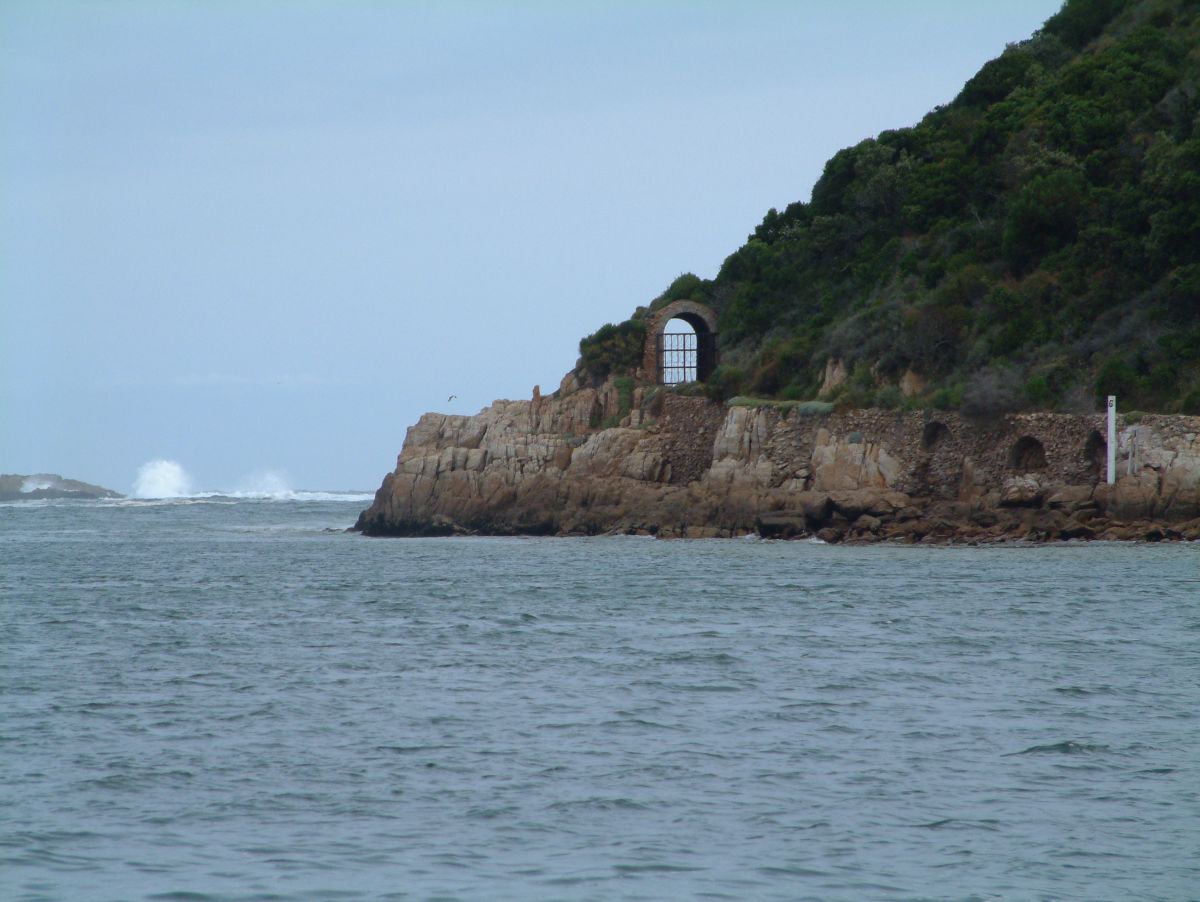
447, 394, 457, 402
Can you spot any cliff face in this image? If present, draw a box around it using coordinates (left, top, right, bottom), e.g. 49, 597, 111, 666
355, 383, 1200, 542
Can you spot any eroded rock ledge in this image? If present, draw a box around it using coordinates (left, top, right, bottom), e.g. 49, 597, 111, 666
355, 381, 1200, 543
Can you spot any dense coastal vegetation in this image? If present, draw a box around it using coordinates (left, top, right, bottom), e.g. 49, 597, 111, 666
581, 0, 1200, 414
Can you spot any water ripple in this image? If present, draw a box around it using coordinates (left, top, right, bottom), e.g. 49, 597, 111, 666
2, 501, 1198, 900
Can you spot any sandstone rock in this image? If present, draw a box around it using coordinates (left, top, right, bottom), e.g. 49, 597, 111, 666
828, 489, 909, 519
819, 358, 847, 397
559, 369, 581, 396
1059, 518, 1096, 540
1045, 485, 1094, 511
354, 375, 1200, 541
899, 369, 925, 398
619, 450, 669, 482
811, 432, 902, 491
970, 508, 998, 528
853, 514, 882, 532
1000, 475, 1044, 507
1096, 475, 1158, 520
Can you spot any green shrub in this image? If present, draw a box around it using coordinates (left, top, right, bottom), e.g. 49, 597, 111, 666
613, 376, 635, 418
874, 385, 903, 410
792, 400, 835, 416
579, 319, 646, 382
1024, 374, 1053, 407
1043, 0, 1125, 50
726, 396, 772, 408
663, 272, 703, 302
726, 397, 833, 415
1180, 389, 1200, 415
704, 365, 747, 403
1002, 170, 1087, 272
1094, 357, 1140, 407
568, 6, 1200, 415
1162, 266, 1200, 324
824, 359, 878, 410
930, 386, 956, 411
670, 381, 708, 398
961, 367, 1024, 417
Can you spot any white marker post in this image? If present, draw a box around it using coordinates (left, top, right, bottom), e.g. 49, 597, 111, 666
1106, 395, 1117, 485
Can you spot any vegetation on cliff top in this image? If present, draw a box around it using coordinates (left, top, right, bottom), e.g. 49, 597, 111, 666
590, 0, 1200, 415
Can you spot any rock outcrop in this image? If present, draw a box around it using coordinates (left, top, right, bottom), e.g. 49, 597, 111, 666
0, 473, 123, 502
355, 381, 1200, 543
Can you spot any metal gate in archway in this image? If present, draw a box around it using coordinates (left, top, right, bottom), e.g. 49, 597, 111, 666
658, 331, 717, 385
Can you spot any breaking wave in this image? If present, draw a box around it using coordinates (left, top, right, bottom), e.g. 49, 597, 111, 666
133, 460, 193, 499
130, 460, 371, 502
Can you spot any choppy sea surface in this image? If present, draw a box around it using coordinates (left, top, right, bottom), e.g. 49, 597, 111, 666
2, 497, 1197, 902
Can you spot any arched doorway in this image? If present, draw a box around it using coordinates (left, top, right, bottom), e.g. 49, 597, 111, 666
661, 318, 697, 385
642, 300, 719, 385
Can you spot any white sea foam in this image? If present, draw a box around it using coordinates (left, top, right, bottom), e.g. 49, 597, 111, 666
128, 460, 369, 502
132, 460, 193, 499
231, 469, 294, 498
225, 470, 372, 501
286, 491, 375, 502
20, 477, 54, 493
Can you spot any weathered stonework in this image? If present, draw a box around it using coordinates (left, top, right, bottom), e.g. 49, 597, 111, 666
355, 381, 1200, 542
641, 300, 719, 384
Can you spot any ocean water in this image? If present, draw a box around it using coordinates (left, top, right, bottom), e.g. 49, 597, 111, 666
1, 497, 1197, 902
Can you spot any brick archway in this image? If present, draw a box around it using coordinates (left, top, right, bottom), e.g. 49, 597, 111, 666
642, 300, 719, 385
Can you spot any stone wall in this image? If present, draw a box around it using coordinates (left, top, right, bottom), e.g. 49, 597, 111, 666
355, 382, 1200, 542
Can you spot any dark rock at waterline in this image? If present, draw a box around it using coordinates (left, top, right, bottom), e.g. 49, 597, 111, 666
0, 473, 123, 502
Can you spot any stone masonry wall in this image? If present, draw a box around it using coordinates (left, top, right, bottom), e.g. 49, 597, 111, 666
355, 381, 1200, 541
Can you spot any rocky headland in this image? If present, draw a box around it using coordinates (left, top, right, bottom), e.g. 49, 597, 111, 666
354, 374, 1200, 543
0, 473, 123, 502
354, 0, 1200, 545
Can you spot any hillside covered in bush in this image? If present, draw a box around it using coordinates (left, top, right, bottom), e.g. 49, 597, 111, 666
582, 0, 1200, 415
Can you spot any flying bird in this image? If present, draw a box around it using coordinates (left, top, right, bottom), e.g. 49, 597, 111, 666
447, 394, 457, 402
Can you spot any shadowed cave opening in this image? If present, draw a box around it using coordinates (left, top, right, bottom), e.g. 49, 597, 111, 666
1008, 435, 1047, 472
922, 421, 951, 451
1084, 430, 1106, 479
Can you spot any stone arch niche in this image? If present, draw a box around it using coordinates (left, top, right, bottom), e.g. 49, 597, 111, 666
1084, 430, 1106, 479
922, 421, 952, 451
1008, 435, 1047, 472
642, 300, 719, 385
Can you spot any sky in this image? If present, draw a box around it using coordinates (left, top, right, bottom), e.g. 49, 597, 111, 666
1, 0, 1065, 493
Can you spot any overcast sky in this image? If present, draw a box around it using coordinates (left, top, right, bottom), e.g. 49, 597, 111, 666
1, 0, 1064, 493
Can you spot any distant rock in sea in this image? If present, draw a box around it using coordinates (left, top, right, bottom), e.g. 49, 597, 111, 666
0, 473, 123, 502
